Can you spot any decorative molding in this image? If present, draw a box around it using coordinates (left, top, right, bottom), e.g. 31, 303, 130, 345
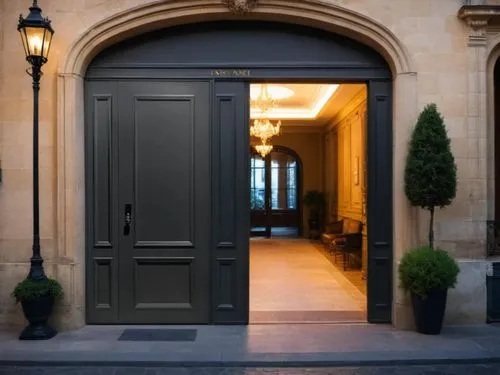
468, 18, 489, 45
60, 0, 415, 75
222, 0, 257, 14
458, 5, 500, 46
326, 88, 367, 131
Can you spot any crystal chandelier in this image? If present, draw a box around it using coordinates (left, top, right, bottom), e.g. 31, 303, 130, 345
250, 117, 281, 143
255, 140, 273, 158
250, 84, 282, 143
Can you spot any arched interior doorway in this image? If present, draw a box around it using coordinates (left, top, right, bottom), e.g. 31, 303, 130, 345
250, 146, 302, 238
84, 20, 393, 325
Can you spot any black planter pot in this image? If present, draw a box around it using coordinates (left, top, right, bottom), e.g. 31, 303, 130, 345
308, 218, 320, 231
19, 295, 57, 340
411, 289, 448, 335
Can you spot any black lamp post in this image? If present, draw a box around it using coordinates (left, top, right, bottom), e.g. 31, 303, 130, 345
18, 0, 54, 282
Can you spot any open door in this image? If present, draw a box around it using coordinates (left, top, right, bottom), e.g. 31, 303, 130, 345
250, 147, 301, 238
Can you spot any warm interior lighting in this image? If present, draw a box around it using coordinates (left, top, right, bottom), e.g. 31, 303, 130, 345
250, 84, 295, 101
250, 118, 281, 143
30, 34, 43, 55
251, 84, 339, 119
254, 141, 273, 158
249, 83, 282, 146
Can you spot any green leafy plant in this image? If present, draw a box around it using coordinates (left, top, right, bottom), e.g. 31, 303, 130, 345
12, 277, 63, 303
398, 246, 459, 298
303, 190, 326, 220
404, 103, 457, 249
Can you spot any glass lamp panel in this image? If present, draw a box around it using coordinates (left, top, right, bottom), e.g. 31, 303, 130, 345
42, 28, 53, 59
24, 26, 47, 57
19, 28, 30, 58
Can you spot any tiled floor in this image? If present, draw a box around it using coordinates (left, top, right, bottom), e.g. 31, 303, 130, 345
313, 243, 367, 295
249, 238, 366, 323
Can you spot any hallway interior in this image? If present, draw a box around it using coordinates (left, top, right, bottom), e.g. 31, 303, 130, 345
250, 238, 366, 324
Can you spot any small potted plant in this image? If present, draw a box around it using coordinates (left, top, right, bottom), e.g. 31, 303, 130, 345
12, 277, 63, 340
303, 190, 326, 238
399, 246, 459, 334
402, 103, 459, 334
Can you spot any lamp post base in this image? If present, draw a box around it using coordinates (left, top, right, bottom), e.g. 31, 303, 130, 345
19, 323, 57, 340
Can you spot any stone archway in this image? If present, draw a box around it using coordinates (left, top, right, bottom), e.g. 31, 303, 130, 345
56, 0, 418, 330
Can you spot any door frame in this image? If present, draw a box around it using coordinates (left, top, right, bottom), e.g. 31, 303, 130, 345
250, 145, 303, 238
85, 76, 393, 324
85, 21, 393, 324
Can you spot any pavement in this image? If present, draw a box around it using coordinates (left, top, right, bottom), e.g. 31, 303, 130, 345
2, 323, 500, 368
2, 365, 500, 374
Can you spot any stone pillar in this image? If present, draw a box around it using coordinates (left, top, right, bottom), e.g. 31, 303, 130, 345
54, 73, 86, 331
466, 19, 489, 256
392, 72, 420, 330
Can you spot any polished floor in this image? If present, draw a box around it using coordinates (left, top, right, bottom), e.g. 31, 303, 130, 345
251, 227, 299, 238
249, 238, 366, 323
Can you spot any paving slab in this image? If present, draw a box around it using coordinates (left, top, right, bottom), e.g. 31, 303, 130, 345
1, 324, 500, 367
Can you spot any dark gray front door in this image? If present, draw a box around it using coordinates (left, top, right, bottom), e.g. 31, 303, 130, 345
86, 80, 211, 324
118, 81, 211, 324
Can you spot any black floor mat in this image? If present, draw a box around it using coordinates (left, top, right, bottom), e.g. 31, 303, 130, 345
118, 328, 197, 342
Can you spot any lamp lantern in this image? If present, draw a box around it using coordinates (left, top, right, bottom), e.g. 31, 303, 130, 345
18, 0, 54, 67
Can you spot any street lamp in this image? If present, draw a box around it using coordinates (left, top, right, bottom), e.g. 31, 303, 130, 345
17, 0, 54, 282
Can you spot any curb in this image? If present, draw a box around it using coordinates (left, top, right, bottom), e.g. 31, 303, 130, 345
2, 357, 500, 368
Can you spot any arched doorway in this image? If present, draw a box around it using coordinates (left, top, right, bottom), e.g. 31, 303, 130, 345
250, 146, 302, 238
83, 20, 393, 325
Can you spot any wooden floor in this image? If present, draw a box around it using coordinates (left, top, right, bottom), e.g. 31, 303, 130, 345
250, 238, 366, 324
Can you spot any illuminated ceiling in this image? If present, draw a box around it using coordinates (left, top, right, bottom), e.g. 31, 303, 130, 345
249, 83, 366, 126
250, 84, 338, 120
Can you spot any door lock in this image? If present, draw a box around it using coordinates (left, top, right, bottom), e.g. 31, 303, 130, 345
124, 204, 132, 235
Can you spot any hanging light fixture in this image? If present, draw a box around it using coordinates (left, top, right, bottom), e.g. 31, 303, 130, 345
254, 139, 273, 158
250, 117, 281, 143
250, 84, 284, 143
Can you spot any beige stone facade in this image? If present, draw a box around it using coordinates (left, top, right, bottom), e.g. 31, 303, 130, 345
0, 0, 498, 330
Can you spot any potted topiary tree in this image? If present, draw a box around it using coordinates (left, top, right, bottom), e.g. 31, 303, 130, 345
12, 277, 63, 340
400, 103, 460, 335
303, 190, 326, 238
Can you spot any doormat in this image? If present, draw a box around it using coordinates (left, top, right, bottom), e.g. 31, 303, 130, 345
118, 328, 197, 342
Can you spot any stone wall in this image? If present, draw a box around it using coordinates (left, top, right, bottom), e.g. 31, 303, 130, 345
0, 0, 494, 329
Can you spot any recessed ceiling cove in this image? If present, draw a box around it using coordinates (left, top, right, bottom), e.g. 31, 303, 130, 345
250, 84, 339, 120
250, 83, 366, 127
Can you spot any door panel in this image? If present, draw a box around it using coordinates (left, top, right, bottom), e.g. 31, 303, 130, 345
85, 81, 120, 324
118, 81, 211, 323
367, 80, 393, 323
212, 81, 250, 323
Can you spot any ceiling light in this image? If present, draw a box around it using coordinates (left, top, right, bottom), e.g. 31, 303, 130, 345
250, 84, 295, 101
250, 84, 339, 120
254, 140, 273, 158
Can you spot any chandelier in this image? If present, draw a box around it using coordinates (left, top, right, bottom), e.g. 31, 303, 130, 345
255, 140, 273, 158
250, 117, 281, 143
250, 84, 288, 148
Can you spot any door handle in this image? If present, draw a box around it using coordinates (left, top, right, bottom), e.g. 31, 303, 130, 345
124, 204, 132, 236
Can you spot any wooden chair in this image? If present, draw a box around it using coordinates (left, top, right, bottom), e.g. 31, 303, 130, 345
328, 219, 363, 270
